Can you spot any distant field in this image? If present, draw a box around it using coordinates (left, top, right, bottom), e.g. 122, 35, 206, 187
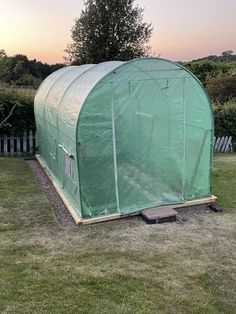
0, 155, 235, 313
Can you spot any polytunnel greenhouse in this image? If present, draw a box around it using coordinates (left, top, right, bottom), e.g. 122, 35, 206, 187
34, 58, 215, 224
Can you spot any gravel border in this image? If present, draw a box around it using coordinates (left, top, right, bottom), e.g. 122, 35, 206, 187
27, 158, 212, 228
27, 159, 76, 229
175, 204, 212, 223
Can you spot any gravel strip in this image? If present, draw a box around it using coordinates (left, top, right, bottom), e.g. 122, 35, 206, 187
27, 159, 213, 228
176, 204, 212, 223
27, 159, 76, 229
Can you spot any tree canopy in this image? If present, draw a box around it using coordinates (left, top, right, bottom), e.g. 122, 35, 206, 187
66, 0, 153, 65
0, 50, 64, 88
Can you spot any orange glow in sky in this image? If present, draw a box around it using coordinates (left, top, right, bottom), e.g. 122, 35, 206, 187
1, 0, 236, 64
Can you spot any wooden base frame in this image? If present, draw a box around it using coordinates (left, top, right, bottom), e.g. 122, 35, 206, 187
35, 155, 82, 224
35, 155, 217, 226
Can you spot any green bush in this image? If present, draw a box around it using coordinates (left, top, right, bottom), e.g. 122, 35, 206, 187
15, 73, 41, 89
184, 60, 233, 85
0, 87, 35, 135
0, 86, 235, 150
213, 102, 236, 144
207, 74, 236, 103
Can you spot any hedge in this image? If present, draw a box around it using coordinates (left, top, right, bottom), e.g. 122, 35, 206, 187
206, 74, 236, 103
213, 101, 236, 142
0, 87, 236, 146
0, 87, 35, 135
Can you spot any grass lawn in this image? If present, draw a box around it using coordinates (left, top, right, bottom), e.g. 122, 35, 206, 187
0, 155, 235, 314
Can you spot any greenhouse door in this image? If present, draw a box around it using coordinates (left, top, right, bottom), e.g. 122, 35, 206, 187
113, 78, 185, 214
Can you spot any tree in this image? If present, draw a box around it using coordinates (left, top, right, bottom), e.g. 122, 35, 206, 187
222, 50, 233, 57
0, 50, 64, 87
0, 49, 6, 58
65, 0, 153, 64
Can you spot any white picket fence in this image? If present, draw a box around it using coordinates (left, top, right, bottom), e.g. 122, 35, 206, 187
0, 130, 37, 156
213, 136, 233, 153
0, 131, 233, 156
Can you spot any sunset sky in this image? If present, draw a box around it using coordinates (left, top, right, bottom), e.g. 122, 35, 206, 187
1, 0, 236, 64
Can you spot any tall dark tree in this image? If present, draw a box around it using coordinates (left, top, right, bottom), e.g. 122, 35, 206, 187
65, 0, 153, 64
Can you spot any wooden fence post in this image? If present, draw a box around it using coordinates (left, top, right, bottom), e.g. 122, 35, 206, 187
29, 129, 33, 153
10, 133, 14, 156
17, 135, 21, 155
23, 131, 27, 153
4, 135, 8, 156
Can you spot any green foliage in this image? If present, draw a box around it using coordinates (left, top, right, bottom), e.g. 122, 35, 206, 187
66, 0, 153, 64
184, 60, 233, 85
0, 49, 6, 58
0, 87, 35, 134
184, 51, 236, 87
206, 74, 236, 103
194, 50, 236, 62
0, 50, 64, 88
15, 73, 41, 89
213, 102, 236, 141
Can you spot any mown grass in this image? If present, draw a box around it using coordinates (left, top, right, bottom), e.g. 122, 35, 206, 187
212, 154, 236, 211
0, 156, 235, 313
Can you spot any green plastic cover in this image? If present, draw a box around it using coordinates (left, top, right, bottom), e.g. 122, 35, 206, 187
34, 58, 213, 220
